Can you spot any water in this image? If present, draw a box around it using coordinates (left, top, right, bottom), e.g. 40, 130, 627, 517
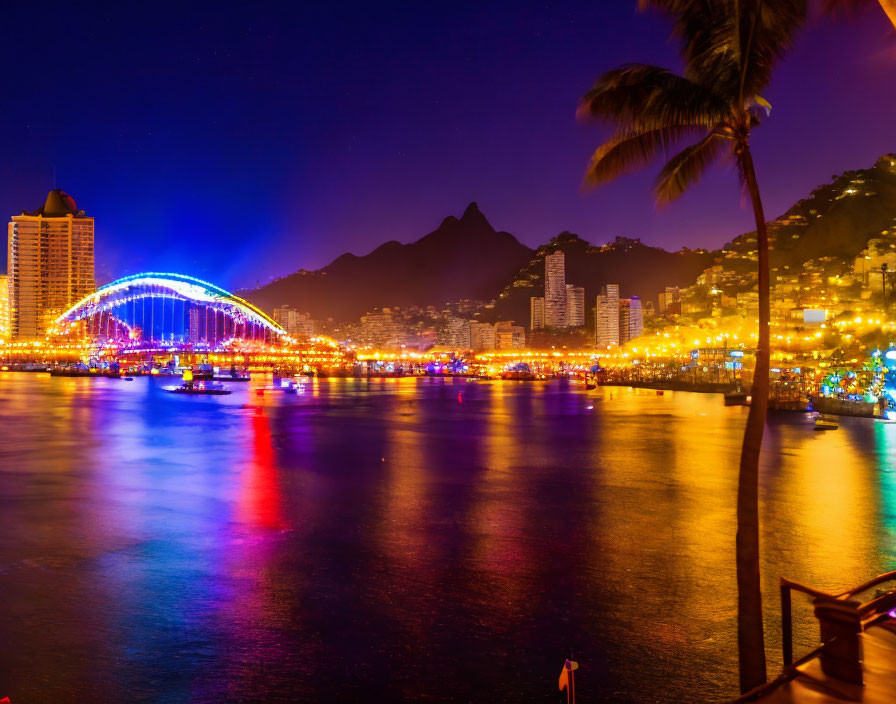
0, 374, 893, 703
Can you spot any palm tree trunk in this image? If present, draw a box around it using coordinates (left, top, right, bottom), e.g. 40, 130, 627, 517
735, 142, 769, 694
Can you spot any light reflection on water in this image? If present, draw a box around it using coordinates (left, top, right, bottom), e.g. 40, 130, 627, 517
0, 374, 893, 703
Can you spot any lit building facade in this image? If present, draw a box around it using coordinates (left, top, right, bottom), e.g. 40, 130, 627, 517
658, 286, 681, 315
495, 321, 526, 349
0, 275, 8, 340
595, 284, 620, 347
565, 285, 585, 327
436, 316, 472, 349
8, 190, 94, 339
530, 296, 545, 329
189, 307, 202, 341
619, 296, 644, 344
470, 322, 496, 351
544, 251, 567, 327
273, 305, 315, 338
360, 308, 400, 347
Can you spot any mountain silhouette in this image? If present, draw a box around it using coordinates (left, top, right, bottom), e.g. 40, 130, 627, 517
241, 203, 534, 321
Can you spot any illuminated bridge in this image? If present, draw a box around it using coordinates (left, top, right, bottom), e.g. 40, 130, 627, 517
54, 272, 286, 348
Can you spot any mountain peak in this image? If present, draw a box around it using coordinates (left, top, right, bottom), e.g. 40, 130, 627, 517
459, 201, 493, 231
242, 202, 533, 322
462, 201, 481, 219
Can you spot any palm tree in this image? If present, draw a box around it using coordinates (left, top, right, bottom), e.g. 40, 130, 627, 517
578, 1, 805, 694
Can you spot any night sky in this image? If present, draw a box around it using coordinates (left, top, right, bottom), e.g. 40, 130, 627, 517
2, 2, 893, 290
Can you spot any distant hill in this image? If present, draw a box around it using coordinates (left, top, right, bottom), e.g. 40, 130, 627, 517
486, 233, 714, 326
242, 203, 714, 325
723, 154, 896, 268
240, 203, 534, 322
242, 154, 896, 328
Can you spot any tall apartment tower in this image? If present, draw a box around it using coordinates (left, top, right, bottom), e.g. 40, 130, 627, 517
0, 275, 8, 340
8, 190, 94, 339
273, 305, 315, 337
627, 296, 644, 340
530, 296, 545, 329
470, 322, 497, 351
565, 285, 585, 327
618, 296, 645, 344
595, 284, 620, 347
544, 251, 567, 327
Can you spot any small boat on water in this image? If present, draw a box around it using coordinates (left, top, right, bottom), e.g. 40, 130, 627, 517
814, 413, 839, 431
500, 362, 537, 381
165, 383, 231, 396
211, 365, 250, 382
191, 364, 215, 381
585, 382, 596, 390
165, 369, 231, 395
724, 391, 749, 406
50, 364, 121, 378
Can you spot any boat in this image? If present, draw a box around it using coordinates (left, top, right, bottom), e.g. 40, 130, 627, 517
189, 364, 215, 380
814, 413, 839, 430
8, 363, 50, 372
723, 391, 749, 406
210, 365, 250, 382
768, 396, 809, 411
50, 366, 121, 378
810, 394, 875, 418
500, 362, 537, 381
585, 382, 597, 390
164, 383, 231, 396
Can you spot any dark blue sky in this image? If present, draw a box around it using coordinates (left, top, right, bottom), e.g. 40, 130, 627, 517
2, 2, 893, 290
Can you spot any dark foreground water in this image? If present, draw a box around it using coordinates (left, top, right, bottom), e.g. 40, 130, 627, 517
0, 374, 893, 703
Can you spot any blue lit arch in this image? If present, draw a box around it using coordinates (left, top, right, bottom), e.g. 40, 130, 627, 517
54, 272, 285, 346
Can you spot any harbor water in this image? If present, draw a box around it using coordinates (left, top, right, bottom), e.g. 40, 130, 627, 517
0, 374, 893, 702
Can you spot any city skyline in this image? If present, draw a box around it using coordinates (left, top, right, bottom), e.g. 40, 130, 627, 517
0, 4, 893, 290
4, 4, 896, 703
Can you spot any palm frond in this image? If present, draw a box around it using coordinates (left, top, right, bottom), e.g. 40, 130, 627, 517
636, 1, 806, 102
654, 132, 730, 203
737, 1, 807, 100
578, 64, 730, 132
584, 126, 704, 188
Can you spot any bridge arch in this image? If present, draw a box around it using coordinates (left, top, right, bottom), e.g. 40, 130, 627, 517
54, 272, 285, 347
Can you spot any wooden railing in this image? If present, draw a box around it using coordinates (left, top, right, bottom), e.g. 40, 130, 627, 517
779, 570, 896, 682
731, 570, 896, 702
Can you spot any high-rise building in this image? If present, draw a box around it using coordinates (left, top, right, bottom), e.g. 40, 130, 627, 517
495, 321, 526, 349
273, 305, 315, 337
595, 284, 620, 347
0, 275, 8, 340
188, 307, 202, 342
618, 296, 644, 344
470, 322, 496, 351
565, 285, 585, 327
658, 286, 681, 315
360, 308, 400, 347
544, 251, 567, 327
436, 316, 472, 349
8, 190, 94, 339
530, 296, 545, 329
